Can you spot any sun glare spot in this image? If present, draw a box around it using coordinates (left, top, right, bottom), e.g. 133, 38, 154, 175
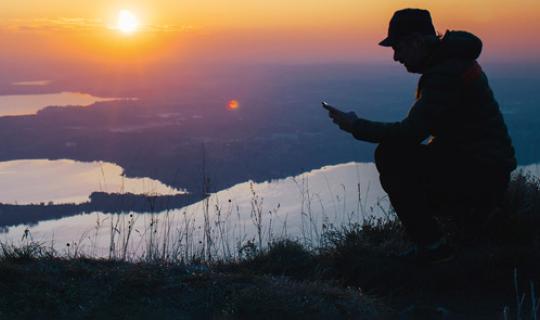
228, 100, 239, 110
117, 10, 139, 34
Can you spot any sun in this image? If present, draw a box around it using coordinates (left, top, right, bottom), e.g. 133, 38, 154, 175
117, 10, 139, 34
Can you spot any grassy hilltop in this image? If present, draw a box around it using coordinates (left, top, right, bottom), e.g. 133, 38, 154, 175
0, 173, 539, 319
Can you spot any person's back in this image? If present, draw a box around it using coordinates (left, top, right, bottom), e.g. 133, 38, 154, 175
419, 30, 516, 173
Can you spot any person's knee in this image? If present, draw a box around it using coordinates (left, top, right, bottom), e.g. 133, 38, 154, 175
374, 143, 401, 172
375, 142, 425, 171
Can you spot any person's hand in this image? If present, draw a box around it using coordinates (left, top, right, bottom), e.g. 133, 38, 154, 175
328, 109, 359, 133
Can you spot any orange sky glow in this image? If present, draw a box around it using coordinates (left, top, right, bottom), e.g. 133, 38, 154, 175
1, 0, 539, 67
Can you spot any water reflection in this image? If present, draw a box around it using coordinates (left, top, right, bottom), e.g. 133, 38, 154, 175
518, 163, 540, 177
0, 159, 186, 204
12, 80, 51, 86
0, 162, 389, 259
0, 92, 130, 116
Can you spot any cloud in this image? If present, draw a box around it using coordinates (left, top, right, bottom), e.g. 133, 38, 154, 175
1, 18, 195, 34
145, 24, 196, 33
1, 17, 103, 32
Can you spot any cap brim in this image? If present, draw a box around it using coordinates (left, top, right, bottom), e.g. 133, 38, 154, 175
378, 37, 394, 47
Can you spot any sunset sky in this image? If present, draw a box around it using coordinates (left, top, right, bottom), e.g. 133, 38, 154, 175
1, 0, 539, 70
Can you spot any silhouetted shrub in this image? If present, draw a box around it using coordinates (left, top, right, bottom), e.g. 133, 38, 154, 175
235, 239, 318, 280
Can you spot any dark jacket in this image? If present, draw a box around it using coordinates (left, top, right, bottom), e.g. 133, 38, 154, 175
351, 31, 517, 172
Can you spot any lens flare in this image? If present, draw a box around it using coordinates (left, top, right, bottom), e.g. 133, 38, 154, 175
228, 100, 239, 110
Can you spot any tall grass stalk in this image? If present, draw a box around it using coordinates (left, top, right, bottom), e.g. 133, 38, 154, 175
504, 269, 539, 320
249, 182, 264, 251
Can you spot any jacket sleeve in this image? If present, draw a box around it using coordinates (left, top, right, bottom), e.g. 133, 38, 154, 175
350, 73, 458, 144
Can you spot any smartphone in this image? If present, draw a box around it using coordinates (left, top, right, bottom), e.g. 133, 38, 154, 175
322, 101, 339, 113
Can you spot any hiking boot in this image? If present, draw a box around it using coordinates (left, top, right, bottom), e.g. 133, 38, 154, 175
400, 305, 450, 319
398, 240, 455, 264
398, 245, 419, 259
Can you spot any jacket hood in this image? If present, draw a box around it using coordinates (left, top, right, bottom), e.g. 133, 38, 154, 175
436, 30, 483, 61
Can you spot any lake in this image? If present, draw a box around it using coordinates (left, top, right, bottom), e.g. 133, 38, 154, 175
0, 162, 389, 259
0, 159, 185, 205
0, 92, 131, 117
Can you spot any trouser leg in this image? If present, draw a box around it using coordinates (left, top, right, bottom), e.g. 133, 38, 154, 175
374, 143, 442, 245
452, 170, 510, 240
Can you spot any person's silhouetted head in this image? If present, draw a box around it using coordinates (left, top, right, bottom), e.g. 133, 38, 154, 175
380, 9, 440, 73
379, 9, 436, 47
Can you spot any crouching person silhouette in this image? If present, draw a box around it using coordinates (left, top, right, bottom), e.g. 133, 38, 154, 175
325, 9, 516, 263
